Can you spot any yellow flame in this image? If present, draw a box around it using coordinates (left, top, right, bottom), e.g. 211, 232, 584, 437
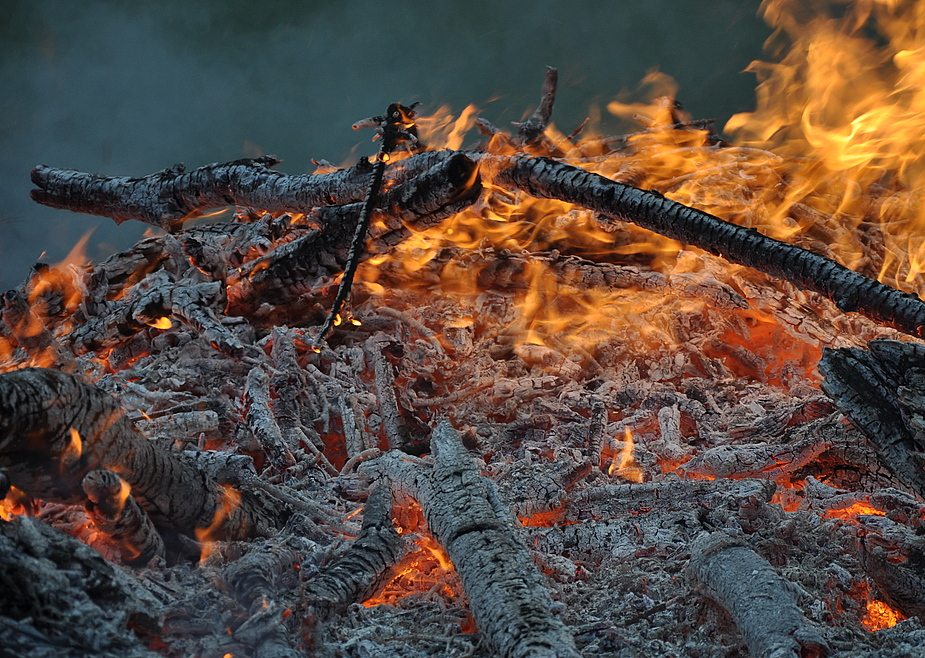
608, 428, 643, 482
148, 317, 172, 330
62, 427, 83, 462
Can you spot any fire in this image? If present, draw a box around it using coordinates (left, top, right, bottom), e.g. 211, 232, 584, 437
862, 597, 906, 632
60, 427, 83, 474
147, 317, 173, 330
608, 428, 644, 483
0, 485, 31, 521
824, 502, 886, 522
195, 483, 243, 563
726, 0, 925, 289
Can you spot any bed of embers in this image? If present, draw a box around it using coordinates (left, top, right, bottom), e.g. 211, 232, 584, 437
6, 5, 925, 657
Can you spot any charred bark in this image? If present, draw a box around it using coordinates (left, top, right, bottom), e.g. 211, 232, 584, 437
30, 151, 461, 231
0, 515, 159, 657
0, 368, 288, 551
687, 531, 830, 658
361, 421, 581, 658
818, 339, 925, 497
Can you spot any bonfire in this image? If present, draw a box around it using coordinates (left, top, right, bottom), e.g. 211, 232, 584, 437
3, 2, 925, 656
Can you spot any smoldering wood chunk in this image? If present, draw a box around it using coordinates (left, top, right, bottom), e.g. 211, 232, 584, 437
0, 368, 287, 549
688, 531, 830, 658
227, 152, 481, 313
362, 421, 581, 658
677, 425, 829, 480
0, 515, 159, 657
244, 365, 296, 468
82, 468, 166, 566
222, 540, 303, 658
304, 484, 406, 620
69, 269, 249, 359
857, 515, 925, 621
818, 339, 925, 496
1, 289, 53, 354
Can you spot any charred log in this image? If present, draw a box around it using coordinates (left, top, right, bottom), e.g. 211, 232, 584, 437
30, 151, 463, 231
304, 484, 406, 620
687, 531, 830, 658
361, 421, 581, 658
0, 368, 288, 551
818, 339, 925, 497
82, 468, 166, 566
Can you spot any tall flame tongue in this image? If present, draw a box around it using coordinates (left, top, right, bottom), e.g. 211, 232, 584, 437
357, 0, 925, 392
726, 0, 925, 290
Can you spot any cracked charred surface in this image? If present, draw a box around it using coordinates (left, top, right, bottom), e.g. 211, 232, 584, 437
7, 69, 925, 657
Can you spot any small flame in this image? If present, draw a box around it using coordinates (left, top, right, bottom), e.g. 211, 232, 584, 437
0, 485, 30, 521
196, 483, 243, 563
608, 428, 644, 482
147, 317, 172, 330
60, 427, 83, 473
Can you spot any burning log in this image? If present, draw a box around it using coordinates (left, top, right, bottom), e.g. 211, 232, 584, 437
82, 468, 166, 566
687, 531, 830, 658
484, 153, 925, 340
857, 515, 925, 622
361, 421, 581, 658
0, 368, 288, 553
304, 484, 406, 621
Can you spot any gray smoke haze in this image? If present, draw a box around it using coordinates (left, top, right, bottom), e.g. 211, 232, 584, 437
0, 0, 769, 290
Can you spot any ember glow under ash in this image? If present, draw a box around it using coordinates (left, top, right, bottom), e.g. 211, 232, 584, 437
5, 1, 925, 656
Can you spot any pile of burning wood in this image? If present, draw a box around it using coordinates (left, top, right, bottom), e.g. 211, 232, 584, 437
6, 6, 925, 653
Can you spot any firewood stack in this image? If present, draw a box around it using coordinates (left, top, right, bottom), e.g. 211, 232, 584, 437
3, 68, 925, 657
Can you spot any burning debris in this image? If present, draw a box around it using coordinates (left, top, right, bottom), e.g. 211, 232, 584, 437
6, 2, 925, 656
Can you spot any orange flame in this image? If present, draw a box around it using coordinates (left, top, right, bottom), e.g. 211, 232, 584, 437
608, 428, 644, 482
60, 427, 83, 474
147, 317, 173, 330
195, 483, 242, 563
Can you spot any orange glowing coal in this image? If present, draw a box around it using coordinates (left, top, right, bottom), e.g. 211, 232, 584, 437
824, 502, 886, 522
147, 317, 173, 330
862, 597, 906, 632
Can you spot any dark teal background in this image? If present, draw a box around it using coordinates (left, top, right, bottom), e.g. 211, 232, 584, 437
0, 0, 770, 290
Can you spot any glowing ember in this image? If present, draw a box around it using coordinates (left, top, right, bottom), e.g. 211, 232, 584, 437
60, 427, 83, 475
824, 502, 886, 522
147, 317, 173, 330
862, 597, 906, 632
